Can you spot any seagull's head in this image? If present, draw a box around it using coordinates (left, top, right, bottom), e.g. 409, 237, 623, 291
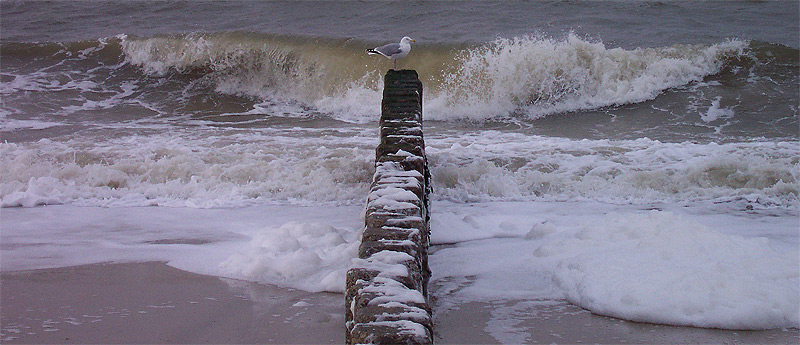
401, 36, 415, 44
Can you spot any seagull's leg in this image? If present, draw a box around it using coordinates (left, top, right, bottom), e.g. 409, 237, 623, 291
393, 59, 397, 70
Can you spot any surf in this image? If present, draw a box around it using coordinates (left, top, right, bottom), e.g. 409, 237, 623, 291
112, 32, 757, 122
4, 32, 788, 125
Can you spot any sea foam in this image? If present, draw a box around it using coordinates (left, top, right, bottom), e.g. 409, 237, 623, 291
220, 221, 362, 293
0, 130, 376, 208
2, 131, 797, 209
427, 35, 748, 121
426, 132, 799, 208
552, 211, 799, 329
701, 96, 736, 123
118, 33, 749, 123
429, 202, 799, 330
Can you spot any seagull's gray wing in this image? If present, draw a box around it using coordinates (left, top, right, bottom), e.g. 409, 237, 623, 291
374, 43, 403, 57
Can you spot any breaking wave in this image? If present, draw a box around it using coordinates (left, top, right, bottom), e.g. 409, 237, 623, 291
116, 32, 751, 121
2, 32, 787, 124
2, 130, 797, 210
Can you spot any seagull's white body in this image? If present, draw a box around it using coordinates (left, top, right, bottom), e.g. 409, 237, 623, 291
367, 36, 415, 69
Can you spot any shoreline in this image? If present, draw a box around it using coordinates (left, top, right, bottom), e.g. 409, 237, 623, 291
432, 299, 799, 344
1, 262, 344, 344
2, 262, 798, 344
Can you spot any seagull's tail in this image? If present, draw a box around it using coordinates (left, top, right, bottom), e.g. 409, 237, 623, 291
366, 48, 380, 56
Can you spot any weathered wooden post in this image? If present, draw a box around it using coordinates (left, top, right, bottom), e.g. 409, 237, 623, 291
345, 70, 433, 344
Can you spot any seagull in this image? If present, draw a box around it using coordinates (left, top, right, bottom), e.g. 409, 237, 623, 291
366, 36, 415, 70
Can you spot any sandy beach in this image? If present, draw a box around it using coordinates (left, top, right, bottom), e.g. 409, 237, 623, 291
2, 261, 797, 344
1, 262, 344, 344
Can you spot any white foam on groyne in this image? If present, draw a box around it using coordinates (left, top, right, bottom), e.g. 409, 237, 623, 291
345, 70, 433, 344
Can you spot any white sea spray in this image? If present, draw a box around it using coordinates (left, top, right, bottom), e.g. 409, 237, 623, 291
427, 35, 748, 121
118, 33, 749, 123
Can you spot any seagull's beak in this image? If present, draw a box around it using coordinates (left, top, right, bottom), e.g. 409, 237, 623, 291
411, 39, 416, 42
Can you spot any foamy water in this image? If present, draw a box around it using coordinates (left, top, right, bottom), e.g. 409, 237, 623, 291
114, 33, 751, 122
1, 128, 378, 208
3, 129, 797, 329
429, 201, 799, 330
3, 130, 796, 209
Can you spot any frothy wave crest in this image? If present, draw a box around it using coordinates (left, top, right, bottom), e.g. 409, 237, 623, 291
2, 131, 796, 209
116, 33, 749, 121
431, 35, 747, 120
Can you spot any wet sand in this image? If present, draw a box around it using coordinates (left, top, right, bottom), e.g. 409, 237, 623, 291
0, 262, 344, 344
433, 300, 799, 344
2, 262, 798, 344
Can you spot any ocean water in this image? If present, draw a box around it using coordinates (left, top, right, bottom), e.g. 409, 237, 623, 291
2, 0, 798, 335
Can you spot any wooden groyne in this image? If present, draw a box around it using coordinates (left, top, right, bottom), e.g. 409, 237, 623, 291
345, 70, 433, 344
